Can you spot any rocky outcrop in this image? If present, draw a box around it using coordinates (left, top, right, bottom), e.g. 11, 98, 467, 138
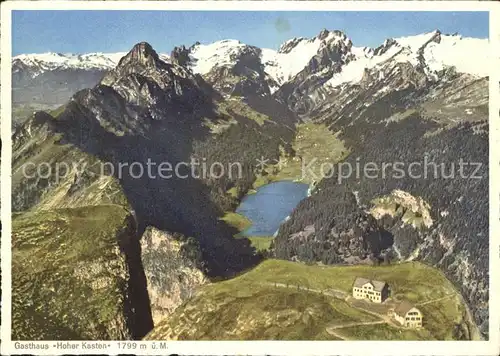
100, 41, 214, 125
275, 30, 356, 114
273, 190, 394, 265
140, 227, 207, 325
370, 190, 433, 229
374, 38, 397, 56
200, 45, 275, 98
171, 45, 191, 67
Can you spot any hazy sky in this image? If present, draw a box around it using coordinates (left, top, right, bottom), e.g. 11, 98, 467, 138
12, 11, 489, 55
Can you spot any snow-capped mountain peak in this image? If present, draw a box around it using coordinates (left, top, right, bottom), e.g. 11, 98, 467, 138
13, 52, 125, 75
277, 37, 307, 54
176, 29, 357, 90
420, 33, 489, 77
324, 30, 488, 89
394, 30, 441, 52
188, 39, 248, 75
262, 29, 354, 87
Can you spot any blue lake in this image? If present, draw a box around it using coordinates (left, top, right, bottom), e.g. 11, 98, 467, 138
236, 180, 309, 236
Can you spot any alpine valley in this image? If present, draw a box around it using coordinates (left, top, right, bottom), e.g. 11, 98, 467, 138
11, 29, 489, 341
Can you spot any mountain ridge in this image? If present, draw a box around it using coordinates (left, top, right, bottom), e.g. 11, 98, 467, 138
12, 29, 488, 121
13, 29, 488, 84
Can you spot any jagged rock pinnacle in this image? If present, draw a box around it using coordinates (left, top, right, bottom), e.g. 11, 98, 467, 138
119, 41, 161, 68
171, 45, 190, 67
318, 29, 330, 40
100, 41, 173, 89
432, 30, 442, 44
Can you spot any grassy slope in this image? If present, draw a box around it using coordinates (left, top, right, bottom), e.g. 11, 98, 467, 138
204, 98, 271, 135
259, 122, 350, 184
335, 323, 427, 340
247, 236, 274, 252
217, 99, 271, 126
220, 212, 252, 233
220, 211, 273, 252
12, 113, 129, 212
12, 205, 134, 340
240, 259, 457, 303
146, 259, 470, 340
146, 279, 375, 340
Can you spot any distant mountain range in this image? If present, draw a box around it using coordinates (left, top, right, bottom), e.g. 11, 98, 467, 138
12, 29, 488, 109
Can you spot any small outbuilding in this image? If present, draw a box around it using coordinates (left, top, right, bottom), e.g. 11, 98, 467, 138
394, 300, 423, 328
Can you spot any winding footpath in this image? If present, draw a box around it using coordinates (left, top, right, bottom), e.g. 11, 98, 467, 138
262, 282, 398, 338
263, 282, 348, 299
415, 294, 453, 306
261, 281, 479, 340
326, 321, 386, 340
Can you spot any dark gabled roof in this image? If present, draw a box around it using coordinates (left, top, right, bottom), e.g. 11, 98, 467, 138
353, 277, 371, 288
394, 300, 417, 317
371, 280, 387, 292
353, 277, 387, 292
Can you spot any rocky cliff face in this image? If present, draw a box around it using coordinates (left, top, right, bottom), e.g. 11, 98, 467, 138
140, 227, 207, 325
274, 30, 356, 114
